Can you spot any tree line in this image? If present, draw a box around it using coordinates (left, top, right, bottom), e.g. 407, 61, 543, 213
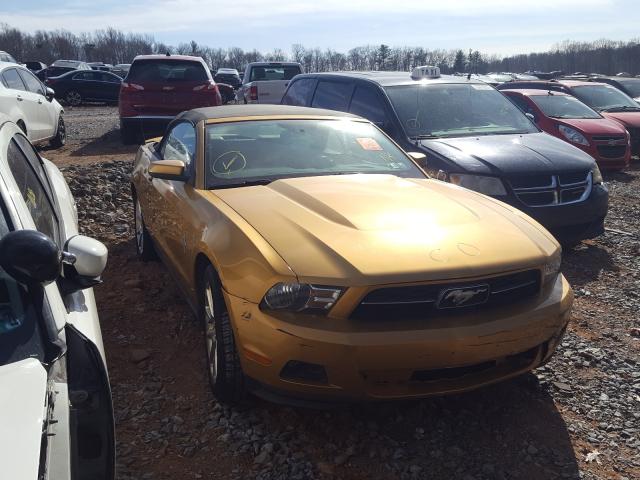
2, 23, 639, 76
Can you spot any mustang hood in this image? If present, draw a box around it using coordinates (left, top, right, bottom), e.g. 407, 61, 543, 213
214, 174, 558, 285
0, 359, 48, 480
421, 132, 594, 176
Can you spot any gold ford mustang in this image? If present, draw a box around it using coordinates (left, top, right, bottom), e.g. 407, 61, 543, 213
131, 105, 573, 405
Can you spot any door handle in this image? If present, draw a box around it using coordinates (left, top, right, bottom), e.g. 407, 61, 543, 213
16, 95, 23, 101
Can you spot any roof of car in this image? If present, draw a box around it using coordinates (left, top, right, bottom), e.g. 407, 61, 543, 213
294, 71, 486, 87
178, 104, 360, 123
132, 54, 204, 62
501, 88, 571, 96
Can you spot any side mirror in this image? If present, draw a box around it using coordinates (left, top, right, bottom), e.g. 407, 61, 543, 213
45, 87, 55, 102
149, 159, 186, 181
60, 235, 107, 294
0, 230, 62, 285
407, 151, 428, 169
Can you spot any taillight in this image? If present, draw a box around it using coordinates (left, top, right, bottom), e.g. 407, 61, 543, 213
120, 82, 144, 93
193, 81, 217, 92
249, 85, 258, 101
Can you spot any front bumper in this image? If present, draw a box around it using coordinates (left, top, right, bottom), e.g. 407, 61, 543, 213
225, 274, 573, 402
510, 183, 609, 244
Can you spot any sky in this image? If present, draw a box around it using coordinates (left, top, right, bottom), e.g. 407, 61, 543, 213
0, 0, 637, 56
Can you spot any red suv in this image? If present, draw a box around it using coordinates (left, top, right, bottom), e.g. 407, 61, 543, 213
497, 80, 640, 157
119, 54, 221, 144
503, 89, 630, 170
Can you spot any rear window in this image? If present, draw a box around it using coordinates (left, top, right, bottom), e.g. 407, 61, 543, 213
249, 65, 301, 82
128, 60, 208, 83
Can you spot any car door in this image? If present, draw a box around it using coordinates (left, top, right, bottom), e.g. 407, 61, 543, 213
71, 71, 100, 100
18, 68, 57, 140
348, 84, 397, 137
97, 72, 121, 103
1, 68, 45, 141
5, 133, 115, 480
146, 122, 197, 285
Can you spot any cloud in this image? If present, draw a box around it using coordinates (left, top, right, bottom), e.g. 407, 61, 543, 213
1, 0, 615, 35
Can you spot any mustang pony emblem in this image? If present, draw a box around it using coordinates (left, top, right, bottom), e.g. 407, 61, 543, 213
437, 284, 490, 309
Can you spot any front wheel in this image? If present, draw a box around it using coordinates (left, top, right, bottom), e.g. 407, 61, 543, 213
200, 265, 244, 404
65, 90, 82, 106
49, 115, 66, 148
134, 197, 156, 261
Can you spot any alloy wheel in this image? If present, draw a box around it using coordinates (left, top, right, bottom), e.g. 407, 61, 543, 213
57, 117, 66, 143
204, 282, 218, 382
66, 91, 81, 106
134, 199, 144, 255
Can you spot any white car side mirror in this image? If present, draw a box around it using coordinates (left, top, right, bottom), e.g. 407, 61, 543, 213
65, 235, 108, 278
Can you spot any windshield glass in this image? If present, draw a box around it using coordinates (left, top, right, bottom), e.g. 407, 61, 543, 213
530, 94, 601, 119
386, 83, 537, 138
0, 215, 44, 367
127, 60, 208, 83
571, 84, 639, 111
249, 65, 301, 82
617, 80, 640, 98
205, 119, 425, 189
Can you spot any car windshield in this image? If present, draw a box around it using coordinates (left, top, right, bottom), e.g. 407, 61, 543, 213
386, 83, 538, 138
530, 94, 601, 119
617, 79, 640, 98
205, 119, 425, 188
249, 65, 301, 82
571, 84, 640, 111
127, 60, 208, 82
0, 214, 45, 367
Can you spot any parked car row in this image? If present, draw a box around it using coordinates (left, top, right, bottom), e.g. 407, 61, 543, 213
0, 56, 633, 475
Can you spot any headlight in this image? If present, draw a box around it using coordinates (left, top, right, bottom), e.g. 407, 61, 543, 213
543, 249, 562, 285
591, 164, 603, 184
261, 282, 343, 314
449, 174, 507, 196
558, 125, 589, 146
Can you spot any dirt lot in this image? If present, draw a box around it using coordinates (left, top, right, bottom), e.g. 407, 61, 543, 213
45, 105, 639, 480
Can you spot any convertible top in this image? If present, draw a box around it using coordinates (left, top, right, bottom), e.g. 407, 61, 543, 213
178, 104, 360, 123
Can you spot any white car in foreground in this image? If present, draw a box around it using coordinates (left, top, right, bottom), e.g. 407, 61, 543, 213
0, 61, 66, 148
0, 115, 113, 479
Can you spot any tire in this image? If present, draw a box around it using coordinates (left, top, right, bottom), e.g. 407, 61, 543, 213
134, 196, 156, 261
200, 264, 244, 403
49, 115, 66, 148
65, 90, 82, 106
120, 122, 140, 145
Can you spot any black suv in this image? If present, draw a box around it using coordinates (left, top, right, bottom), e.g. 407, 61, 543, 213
282, 69, 609, 245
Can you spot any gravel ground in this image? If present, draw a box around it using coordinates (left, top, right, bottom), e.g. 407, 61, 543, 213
47, 106, 639, 480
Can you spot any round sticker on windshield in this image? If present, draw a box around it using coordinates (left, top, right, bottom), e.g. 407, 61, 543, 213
212, 151, 247, 175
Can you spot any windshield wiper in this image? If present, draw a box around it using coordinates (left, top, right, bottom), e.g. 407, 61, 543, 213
213, 179, 274, 189
601, 105, 640, 112
410, 134, 439, 140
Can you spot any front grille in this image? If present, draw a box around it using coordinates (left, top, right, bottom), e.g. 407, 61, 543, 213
350, 270, 540, 321
409, 345, 539, 383
508, 171, 591, 207
591, 135, 626, 142
596, 145, 627, 159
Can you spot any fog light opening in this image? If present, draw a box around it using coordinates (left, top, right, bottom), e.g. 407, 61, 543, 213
280, 360, 328, 385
